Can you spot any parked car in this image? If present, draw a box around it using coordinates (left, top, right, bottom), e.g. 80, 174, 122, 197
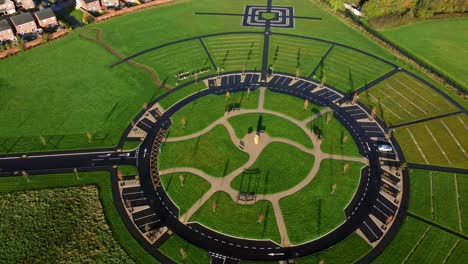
377, 144, 393, 152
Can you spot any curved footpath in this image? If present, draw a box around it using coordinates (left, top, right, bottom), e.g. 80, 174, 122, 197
135, 74, 383, 261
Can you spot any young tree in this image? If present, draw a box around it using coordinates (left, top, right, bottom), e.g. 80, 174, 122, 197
86, 131, 93, 144
179, 174, 185, 187
257, 212, 265, 224
22, 170, 30, 182
144, 224, 151, 237
326, 112, 333, 125
295, 67, 301, 80
194, 72, 199, 84
212, 200, 217, 212
351, 92, 359, 105
142, 102, 148, 110
343, 163, 350, 173
180, 116, 186, 129
74, 168, 80, 180
247, 87, 251, 98
331, 183, 337, 195
179, 248, 187, 260
39, 135, 47, 146
370, 106, 377, 120
304, 99, 309, 110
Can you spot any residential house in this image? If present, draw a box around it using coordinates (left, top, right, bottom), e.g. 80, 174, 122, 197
100, 0, 119, 8
0, 19, 15, 42
10, 12, 37, 35
14, 0, 35, 10
0, 0, 16, 15
76, 0, 103, 12
34, 8, 58, 29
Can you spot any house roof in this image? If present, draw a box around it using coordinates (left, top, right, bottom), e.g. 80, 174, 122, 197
35, 8, 55, 20
0, 19, 12, 32
10, 12, 35, 26
84, 0, 99, 3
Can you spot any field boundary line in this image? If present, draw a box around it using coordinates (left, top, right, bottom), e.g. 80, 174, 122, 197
378, 89, 416, 118
402, 226, 430, 264
307, 43, 335, 79
198, 38, 218, 70
369, 93, 403, 120
407, 212, 468, 239
354, 67, 399, 94
384, 84, 427, 114
442, 239, 460, 264
389, 111, 462, 129
406, 128, 429, 164
441, 120, 468, 159
454, 173, 463, 233
457, 116, 468, 130
424, 125, 451, 164
407, 163, 468, 174
394, 78, 442, 111
430, 171, 434, 220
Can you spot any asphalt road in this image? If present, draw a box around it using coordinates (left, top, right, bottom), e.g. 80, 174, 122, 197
0, 149, 136, 176
135, 76, 381, 261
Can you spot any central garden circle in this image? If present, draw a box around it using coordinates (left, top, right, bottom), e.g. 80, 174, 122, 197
156, 84, 367, 245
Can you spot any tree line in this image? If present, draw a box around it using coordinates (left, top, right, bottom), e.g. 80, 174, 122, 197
325, 0, 468, 27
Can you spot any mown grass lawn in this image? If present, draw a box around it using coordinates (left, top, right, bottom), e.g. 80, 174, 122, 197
167, 94, 227, 138
268, 35, 331, 77
263, 90, 325, 121
394, 114, 468, 168
190, 191, 281, 244
0, 32, 162, 154
359, 72, 458, 126
310, 113, 362, 157
408, 169, 433, 219
381, 18, 468, 89
158, 234, 210, 264
157, 82, 207, 110
135, 39, 212, 86
0, 172, 158, 264
296, 233, 371, 264
204, 34, 264, 72
228, 113, 313, 148
319, 45, 394, 93
279, 159, 363, 244
407, 227, 458, 263
231, 142, 314, 194
159, 125, 249, 177
373, 216, 428, 264
161, 172, 211, 215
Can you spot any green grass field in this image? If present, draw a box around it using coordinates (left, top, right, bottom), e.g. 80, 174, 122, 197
0, 172, 159, 264
157, 83, 207, 110
409, 169, 465, 234
374, 216, 467, 263
309, 113, 362, 157
167, 90, 259, 138
263, 90, 325, 121
279, 159, 363, 244
0, 32, 161, 154
382, 18, 468, 89
295, 233, 371, 264
395, 114, 468, 168
0, 186, 134, 263
159, 125, 249, 177
161, 172, 211, 215
228, 113, 313, 148
204, 34, 264, 72
135, 39, 212, 86
360, 72, 459, 126
167, 94, 227, 137
158, 234, 211, 263
319, 45, 394, 93
190, 191, 281, 244
231, 142, 314, 194
268, 35, 331, 77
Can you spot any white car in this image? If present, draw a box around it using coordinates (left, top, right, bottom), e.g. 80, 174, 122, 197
378, 144, 393, 152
